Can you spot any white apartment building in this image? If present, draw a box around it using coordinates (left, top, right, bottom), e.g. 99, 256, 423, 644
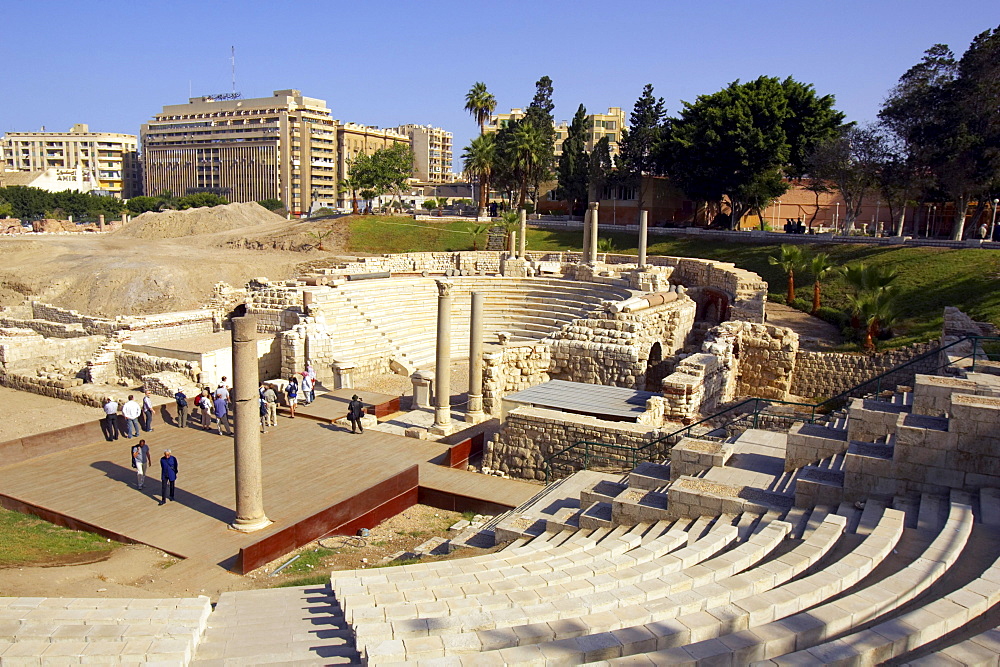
0, 124, 139, 197
393, 124, 453, 184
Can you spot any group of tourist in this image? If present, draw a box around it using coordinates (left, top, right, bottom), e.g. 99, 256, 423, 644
100, 390, 156, 441
129, 439, 178, 505
282, 364, 317, 419
169, 379, 234, 436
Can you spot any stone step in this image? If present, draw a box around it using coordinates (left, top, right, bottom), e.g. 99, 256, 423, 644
578, 500, 613, 529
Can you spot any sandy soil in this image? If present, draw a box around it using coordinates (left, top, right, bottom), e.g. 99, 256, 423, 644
0, 504, 489, 601
0, 207, 352, 317
0, 386, 104, 443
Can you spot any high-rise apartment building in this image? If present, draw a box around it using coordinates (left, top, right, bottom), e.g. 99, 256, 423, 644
393, 124, 453, 183
0, 124, 140, 197
336, 124, 410, 209
486, 107, 626, 157
141, 89, 338, 215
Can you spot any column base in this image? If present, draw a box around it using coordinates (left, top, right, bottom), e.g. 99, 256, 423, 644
465, 410, 487, 424
429, 422, 458, 436
229, 516, 273, 533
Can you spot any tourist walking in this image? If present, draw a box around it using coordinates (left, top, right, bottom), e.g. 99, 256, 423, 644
347, 394, 365, 433
214, 393, 232, 435
305, 362, 317, 403
102, 397, 119, 441
140, 389, 155, 432
174, 389, 189, 429
300, 372, 314, 406
198, 388, 212, 429
285, 376, 299, 418
121, 395, 141, 438
131, 438, 151, 489
259, 393, 269, 433
159, 450, 178, 504
262, 383, 278, 428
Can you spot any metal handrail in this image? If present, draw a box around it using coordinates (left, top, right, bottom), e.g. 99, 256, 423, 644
541, 335, 1000, 482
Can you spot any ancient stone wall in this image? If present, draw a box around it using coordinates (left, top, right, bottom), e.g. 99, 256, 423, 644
0, 329, 104, 371
114, 350, 200, 385
482, 343, 551, 415
660, 321, 798, 420
790, 342, 937, 399
482, 406, 663, 481
548, 297, 696, 390
123, 311, 216, 346
0, 316, 87, 338
31, 303, 117, 335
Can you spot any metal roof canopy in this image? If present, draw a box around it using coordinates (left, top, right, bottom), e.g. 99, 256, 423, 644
504, 379, 657, 422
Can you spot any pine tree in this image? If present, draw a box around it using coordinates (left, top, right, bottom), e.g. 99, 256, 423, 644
555, 104, 589, 216
617, 84, 666, 210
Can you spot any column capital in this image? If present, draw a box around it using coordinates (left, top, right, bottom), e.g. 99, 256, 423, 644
588, 202, 599, 211
435, 279, 453, 297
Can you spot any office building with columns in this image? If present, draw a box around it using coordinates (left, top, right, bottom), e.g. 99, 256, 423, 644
1, 124, 140, 197
141, 89, 338, 215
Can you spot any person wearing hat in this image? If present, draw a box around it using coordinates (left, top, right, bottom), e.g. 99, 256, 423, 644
347, 394, 365, 433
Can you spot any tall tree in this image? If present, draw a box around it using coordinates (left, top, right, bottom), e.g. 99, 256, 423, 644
662, 77, 792, 228
588, 136, 615, 203
617, 84, 666, 210
464, 82, 497, 136
348, 144, 413, 209
807, 125, 884, 232
555, 104, 590, 216
462, 133, 496, 219
768, 244, 807, 303
780, 78, 846, 179
880, 28, 1000, 239
509, 121, 548, 209
521, 76, 556, 203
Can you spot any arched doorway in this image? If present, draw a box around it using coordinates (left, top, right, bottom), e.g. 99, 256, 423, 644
645, 342, 670, 392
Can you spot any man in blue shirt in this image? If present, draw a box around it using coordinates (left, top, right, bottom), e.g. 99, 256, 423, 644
159, 450, 178, 505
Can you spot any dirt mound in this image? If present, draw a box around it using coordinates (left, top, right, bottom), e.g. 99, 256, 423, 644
115, 202, 286, 240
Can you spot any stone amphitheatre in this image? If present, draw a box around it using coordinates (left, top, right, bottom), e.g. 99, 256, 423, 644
1, 203, 1000, 665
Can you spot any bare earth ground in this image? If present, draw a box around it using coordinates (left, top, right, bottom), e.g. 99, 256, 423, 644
765, 302, 843, 350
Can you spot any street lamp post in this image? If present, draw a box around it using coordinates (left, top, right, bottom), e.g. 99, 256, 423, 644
874, 200, 881, 235
834, 202, 840, 233
992, 198, 999, 241
774, 200, 781, 230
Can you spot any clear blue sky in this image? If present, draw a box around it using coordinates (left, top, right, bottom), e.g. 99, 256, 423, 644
3, 0, 997, 167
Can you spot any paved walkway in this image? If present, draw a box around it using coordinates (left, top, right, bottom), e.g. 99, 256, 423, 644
765, 302, 843, 350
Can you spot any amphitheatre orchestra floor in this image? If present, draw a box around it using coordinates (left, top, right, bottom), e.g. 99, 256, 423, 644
0, 400, 538, 578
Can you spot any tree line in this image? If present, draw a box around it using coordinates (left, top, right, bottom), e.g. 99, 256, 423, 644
461, 24, 999, 239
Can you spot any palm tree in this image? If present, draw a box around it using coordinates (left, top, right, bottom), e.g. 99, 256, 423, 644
848, 290, 898, 351
808, 252, 837, 315
467, 223, 489, 251
462, 134, 496, 219
464, 82, 497, 136
510, 122, 547, 210
768, 244, 807, 303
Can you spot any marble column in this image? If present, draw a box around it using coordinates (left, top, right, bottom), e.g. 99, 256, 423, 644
230, 316, 271, 532
638, 209, 648, 268
466, 291, 485, 423
432, 279, 454, 432
507, 229, 516, 256
581, 207, 591, 263
98, 214, 105, 231
587, 202, 599, 264
518, 208, 526, 258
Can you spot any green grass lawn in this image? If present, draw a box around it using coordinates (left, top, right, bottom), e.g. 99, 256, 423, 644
0, 508, 118, 566
345, 217, 1000, 347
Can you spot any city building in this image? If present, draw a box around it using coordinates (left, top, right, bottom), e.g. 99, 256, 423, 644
141, 89, 338, 215
485, 107, 626, 157
0, 124, 139, 197
393, 124, 453, 184
336, 124, 410, 209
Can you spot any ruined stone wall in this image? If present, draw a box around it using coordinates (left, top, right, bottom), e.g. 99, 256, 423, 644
0, 316, 87, 338
660, 321, 798, 420
0, 329, 105, 371
482, 343, 551, 415
123, 311, 216, 346
548, 297, 696, 389
790, 342, 937, 399
31, 303, 117, 335
246, 282, 305, 334
483, 406, 663, 481
114, 350, 200, 385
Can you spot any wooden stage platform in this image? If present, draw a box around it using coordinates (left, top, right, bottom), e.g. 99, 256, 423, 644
0, 405, 538, 575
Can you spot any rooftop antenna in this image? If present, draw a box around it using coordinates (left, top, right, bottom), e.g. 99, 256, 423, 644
230, 46, 236, 95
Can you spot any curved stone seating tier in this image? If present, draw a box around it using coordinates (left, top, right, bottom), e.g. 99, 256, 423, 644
352, 519, 744, 646
359, 518, 756, 661
317, 276, 640, 373
364, 506, 893, 664
904, 624, 1000, 666
0, 596, 211, 664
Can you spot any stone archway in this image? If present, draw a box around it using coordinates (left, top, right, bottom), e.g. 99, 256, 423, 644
697, 288, 731, 324
645, 341, 670, 392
